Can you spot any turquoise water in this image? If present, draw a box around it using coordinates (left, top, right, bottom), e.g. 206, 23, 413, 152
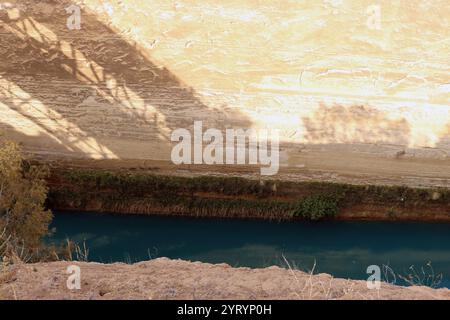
50, 211, 450, 288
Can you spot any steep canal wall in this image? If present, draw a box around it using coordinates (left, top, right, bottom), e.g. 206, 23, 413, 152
46, 166, 450, 221
0, 0, 450, 187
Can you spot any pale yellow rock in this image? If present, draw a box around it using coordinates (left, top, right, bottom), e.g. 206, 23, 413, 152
0, 0, 449, 185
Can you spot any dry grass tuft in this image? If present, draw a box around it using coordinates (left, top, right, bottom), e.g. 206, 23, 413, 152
282, 255, 380, 300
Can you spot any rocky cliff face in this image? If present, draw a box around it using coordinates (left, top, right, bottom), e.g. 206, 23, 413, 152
0, 0, 449, 185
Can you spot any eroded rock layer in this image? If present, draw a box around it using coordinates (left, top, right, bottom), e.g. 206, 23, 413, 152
0, 0, 449, 185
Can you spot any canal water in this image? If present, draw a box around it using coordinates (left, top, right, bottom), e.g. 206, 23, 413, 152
49, 211, 450, 288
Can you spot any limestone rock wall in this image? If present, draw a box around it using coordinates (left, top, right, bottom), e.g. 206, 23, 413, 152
0, 0, 449, 183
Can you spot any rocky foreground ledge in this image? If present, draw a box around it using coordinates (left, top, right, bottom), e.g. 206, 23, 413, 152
1, 258, 449, 300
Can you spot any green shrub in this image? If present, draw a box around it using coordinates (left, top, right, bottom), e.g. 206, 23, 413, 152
292, 195, 340, 220
0, 141, 52, 260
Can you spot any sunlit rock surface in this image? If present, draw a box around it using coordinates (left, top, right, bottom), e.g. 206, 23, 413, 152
0, 0, 449, 185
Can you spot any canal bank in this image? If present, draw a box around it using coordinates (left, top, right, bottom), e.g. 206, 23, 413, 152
44, 163, 450, 222
2, 257, 449, 300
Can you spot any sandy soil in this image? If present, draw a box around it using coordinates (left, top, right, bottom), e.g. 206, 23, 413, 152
1, 258, 449, 300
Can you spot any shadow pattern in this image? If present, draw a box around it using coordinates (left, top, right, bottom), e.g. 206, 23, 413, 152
0, 0, 250, 159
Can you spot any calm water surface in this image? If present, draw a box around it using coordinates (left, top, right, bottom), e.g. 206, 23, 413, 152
49, 211, 450, 288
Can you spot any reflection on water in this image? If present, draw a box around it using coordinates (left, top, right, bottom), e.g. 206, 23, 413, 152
49, 211, 450, 288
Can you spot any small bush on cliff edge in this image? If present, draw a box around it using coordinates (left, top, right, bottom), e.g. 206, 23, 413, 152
292, 195, 340, 220
0, 140, 52, 260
